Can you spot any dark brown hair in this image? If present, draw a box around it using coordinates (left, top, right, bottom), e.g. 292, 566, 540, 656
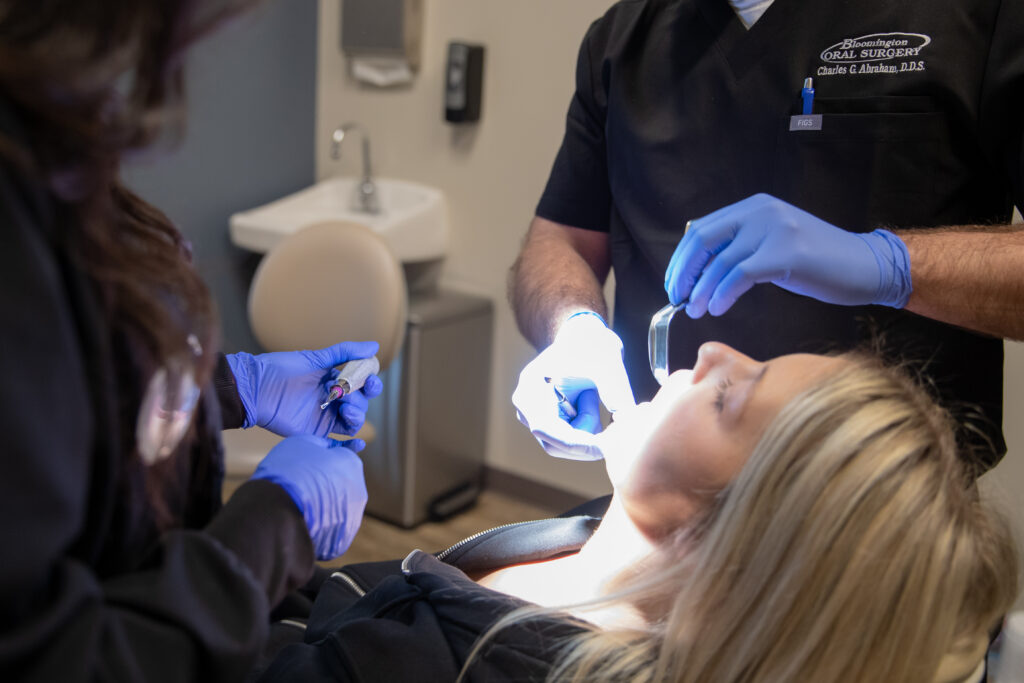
0, 0, 257, 523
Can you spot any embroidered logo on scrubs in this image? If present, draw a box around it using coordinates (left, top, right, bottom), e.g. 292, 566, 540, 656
816, 33, 931, 77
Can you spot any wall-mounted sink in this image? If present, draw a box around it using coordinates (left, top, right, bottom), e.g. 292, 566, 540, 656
229, 177, 448, 263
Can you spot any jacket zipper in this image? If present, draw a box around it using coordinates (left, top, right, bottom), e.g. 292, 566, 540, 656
435, 520, 544, 562
279, 618, 308, 632
330, 570, 367, 597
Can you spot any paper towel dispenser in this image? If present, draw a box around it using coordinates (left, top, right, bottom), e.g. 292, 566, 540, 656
341, 0, 423, 86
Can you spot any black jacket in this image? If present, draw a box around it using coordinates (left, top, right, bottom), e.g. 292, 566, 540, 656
256, 514, 604, 682
0, 96, 314, 681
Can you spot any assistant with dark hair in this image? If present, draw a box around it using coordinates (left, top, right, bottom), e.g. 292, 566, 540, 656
0, 2, 383, 680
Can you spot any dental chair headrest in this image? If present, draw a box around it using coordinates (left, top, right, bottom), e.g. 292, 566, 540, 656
248, 220, 407, 369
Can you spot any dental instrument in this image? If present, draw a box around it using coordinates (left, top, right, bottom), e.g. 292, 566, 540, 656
320, 356, 381, 410
544, 376, 578, 420
648, 301, 687, 386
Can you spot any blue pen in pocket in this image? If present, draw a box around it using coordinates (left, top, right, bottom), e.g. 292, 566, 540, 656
801, 77, 815, 115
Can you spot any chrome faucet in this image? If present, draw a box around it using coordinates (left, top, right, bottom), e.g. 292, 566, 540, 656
330, 123, 379, 214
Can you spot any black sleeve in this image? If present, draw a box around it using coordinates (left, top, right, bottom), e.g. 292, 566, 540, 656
979, 0, 1024, 213
535, 21, 613, 232
0, 153, 312, 680
215, 352, 248, 430
206, 479, 316, 608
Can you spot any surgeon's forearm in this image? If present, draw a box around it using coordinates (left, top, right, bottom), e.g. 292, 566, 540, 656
899, 224, 1024, 340
509, 216, 612, 349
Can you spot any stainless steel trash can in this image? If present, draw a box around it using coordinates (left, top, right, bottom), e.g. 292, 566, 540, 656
361, 288, 493, 527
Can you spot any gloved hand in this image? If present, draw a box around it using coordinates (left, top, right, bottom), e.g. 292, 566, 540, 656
226, 341, 383, 450
511, 312, 635, 461
252, 435, 367, 560
664, 193, 912, 317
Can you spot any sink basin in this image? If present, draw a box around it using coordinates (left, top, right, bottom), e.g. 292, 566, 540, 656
229, 177, 448, 263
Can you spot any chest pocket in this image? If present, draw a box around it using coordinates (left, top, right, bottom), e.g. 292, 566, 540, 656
772, 95, 951, 231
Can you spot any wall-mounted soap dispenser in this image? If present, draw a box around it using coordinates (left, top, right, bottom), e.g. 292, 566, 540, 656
341, 0, 423, 87
445, 42, 485, 123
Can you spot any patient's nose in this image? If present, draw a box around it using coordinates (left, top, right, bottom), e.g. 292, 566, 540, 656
692, 342, 761, 383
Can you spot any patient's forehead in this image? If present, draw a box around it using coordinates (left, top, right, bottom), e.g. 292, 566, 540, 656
768, 353, 847, 388
738, 353, 846, 418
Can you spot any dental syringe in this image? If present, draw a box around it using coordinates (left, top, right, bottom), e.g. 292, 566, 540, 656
319, 356, 380, 410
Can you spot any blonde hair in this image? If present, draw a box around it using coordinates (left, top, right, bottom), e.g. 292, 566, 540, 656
470, 355, 1019, 683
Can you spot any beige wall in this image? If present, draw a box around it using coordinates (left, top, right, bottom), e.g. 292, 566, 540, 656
980, 211, 1024, 609
315, 1, 1024, 527
317, 0, 616, 498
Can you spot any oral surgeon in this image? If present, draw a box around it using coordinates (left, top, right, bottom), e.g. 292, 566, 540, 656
510, 0, 1024, 472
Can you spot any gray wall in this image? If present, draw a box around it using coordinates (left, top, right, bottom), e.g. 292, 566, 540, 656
124, 0, 318, 353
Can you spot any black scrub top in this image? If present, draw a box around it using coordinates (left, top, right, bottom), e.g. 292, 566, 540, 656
537, 0, 1024, 469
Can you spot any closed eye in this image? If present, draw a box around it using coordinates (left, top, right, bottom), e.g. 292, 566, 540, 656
714, 378, 733, 413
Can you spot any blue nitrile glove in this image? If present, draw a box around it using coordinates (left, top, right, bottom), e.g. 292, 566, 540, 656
511, 312, 636, 461
226, 341, 383, 450
664, 193, 912, 317
251, 435, 367, 560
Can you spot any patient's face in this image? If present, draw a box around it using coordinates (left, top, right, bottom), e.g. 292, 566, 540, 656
601, 342, 844, 540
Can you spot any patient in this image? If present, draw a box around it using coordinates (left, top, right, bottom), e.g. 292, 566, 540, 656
257, 342, 1018, 683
